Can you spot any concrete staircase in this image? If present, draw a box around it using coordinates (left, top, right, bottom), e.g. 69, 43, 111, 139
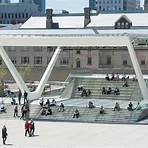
0, 103, 41, 119
36, 106, 142, 124
71, 78, 142, 101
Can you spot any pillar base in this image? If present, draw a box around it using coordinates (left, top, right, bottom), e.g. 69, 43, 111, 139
137, 100, 148, 121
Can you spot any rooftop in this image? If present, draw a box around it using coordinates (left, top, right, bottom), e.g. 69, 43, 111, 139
20, 12, 148, 29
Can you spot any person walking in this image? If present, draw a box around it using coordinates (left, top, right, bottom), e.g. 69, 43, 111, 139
20, 105, 25, 120
23, 91, 28, 104
2, 125, 7, 145
13, 105, 18, 117
18, 89, 22, 105
25, 120, 30, 137
30, 119, 35, 136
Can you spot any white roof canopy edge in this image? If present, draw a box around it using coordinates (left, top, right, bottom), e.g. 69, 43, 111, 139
0, 36, 131, 47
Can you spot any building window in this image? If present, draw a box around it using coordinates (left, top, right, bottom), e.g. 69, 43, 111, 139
34, 47, 42, 52
34, 57, 42, 65
26, 13, 28, 18
47, 57, 51, 64
125, 22, 129, 29
11, 57, 17, 65
15, 13, 17, 18
60, 58, 69, 65
76, 50, 81, 54
19, 13, 21, 18
87, 57, 92, 65
5, 13, 7, 19
47, 47, 54, 52
141, 60, 145, 65
107, 56, 111, 65
123, 60, 127, 65
22, 13, 24, 18
12, 13, 14, 19
8, 13, 10, 19
21, 56, 29, 64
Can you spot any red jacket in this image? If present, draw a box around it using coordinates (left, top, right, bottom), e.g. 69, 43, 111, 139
25, 121, 30, 129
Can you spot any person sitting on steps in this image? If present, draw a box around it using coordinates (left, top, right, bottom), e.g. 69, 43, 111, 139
114, 87, 120, 95
107, 87, 112, 95
105, 73, 110, 81
100, 106, 105, 114
102, 87, 107, 95
114, 102, 120, 111
73, 109, 79, 118
59, 103, 65, 112
88, 101, 95, 109
127, 102, 134, 111
123, 80, 128, 87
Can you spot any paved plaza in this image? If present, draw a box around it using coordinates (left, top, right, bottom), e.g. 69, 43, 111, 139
0, 119, 148, 148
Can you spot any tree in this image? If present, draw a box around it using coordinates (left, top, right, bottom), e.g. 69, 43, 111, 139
19, 64, 32, 80
0, 66, 7, 97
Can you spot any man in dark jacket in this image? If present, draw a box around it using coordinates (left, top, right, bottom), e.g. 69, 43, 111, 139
2, 125, 7, 145
18, 89, 22, 105
24, 91, 28, 104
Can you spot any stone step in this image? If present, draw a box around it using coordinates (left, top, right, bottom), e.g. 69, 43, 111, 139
35, 106, 141, 124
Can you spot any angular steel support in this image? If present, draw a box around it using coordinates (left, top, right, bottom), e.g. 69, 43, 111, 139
0, 46, 61, 101
0, 46, 29, 94
29, 47, 62, 100
127, 38, 148, 99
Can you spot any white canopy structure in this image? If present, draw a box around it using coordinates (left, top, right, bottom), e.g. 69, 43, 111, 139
0, 29, 148, 103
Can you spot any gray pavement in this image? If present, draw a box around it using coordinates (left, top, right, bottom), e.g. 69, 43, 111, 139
0, 119, 148, 148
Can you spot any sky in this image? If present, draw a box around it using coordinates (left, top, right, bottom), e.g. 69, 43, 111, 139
11, 0, 145, 12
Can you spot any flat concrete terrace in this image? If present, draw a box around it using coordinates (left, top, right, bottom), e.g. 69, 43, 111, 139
0, 119, 148, 148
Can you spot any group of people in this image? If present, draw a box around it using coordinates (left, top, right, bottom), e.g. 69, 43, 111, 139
113, 101, 142, 112
10, 89, 28, 106
87, 101, 141, 113
24, 119, 35, 137
81, 89, 91, 97
105, 73, 130, 81
40, 101, 65, 116
39, 98, 57, 108
102, 87, 120, 95
12, 102, 30, 119
40, 98, 57, 116
127, 102, 141, 111
77, 85, 91, 97
1, 119, 35, 145
18, 90, 28, 105
20, 103, 30, 119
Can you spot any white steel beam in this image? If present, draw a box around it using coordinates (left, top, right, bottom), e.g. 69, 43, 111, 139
127, 38, 148, 99
29, 47, 62, 100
